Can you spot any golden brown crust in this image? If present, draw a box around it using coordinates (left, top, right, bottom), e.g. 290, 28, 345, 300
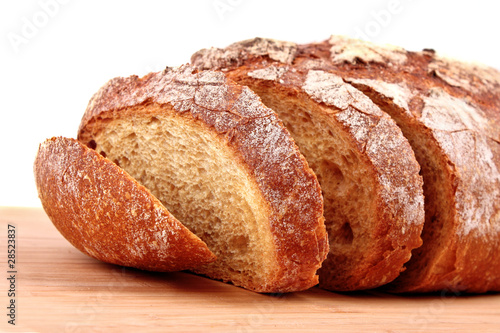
192, 39, 425, 291
78, 65, 328, 293
34, 137, 217, 272
297, 36, 500, 293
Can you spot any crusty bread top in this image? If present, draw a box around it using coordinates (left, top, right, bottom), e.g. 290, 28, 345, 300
78, 65, 329, 292
34, 137, 217, 272
192, 36, 500, 239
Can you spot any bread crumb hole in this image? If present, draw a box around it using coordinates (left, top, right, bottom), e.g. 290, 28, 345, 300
301, 113, 312, 123
88, 140, 97, 150
320, 160, 344, 187
230, 235, 249, 251
339, 222, 354, 244
149, 116, 161, 125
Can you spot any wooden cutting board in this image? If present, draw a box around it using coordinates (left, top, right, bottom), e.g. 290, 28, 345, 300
1, 207, 499, 332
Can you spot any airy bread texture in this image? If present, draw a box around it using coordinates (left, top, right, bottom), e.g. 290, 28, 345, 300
34, 137, 216, 271
77, 65, 328, 293
192, 35, 500, 293
192, 38, 425, 291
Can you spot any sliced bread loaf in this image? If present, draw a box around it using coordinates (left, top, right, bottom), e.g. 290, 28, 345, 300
192, 38, 426, 291
34, 136, 216, 272
77, 65, 328, 293
192, 36, 500, 293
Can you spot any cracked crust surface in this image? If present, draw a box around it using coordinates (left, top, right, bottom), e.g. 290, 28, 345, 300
78, 65, 328, 293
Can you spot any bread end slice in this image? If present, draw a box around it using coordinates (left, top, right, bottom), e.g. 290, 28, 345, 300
34, 137, 217, 272
78, 65, 328, 293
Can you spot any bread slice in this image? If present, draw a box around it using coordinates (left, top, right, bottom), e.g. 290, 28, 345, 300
77, 65, 328, 293
220, 35, 500, 293
192, 38, 425, 291
34, 136, 216, 271
312, 35, 500, 293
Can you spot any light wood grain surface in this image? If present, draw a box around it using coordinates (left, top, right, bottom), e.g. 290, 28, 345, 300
1, 207, 499, 332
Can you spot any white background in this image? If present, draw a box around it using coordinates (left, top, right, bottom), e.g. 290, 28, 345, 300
1, 0, 499, 207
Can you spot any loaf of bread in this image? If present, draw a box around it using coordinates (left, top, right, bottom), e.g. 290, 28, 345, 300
75, 65, 328, 293
192, 36, 500, 293
35, 35, 499, 294
34, 137, 217, 272
192, 38, 426, 291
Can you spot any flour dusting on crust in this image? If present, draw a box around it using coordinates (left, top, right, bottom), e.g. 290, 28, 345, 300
328, 35, 407, 65
233, 38, 297, 64
346, 78, 414, 115
428, 54, 500, 95
422, 88, 500, 236
302, 70, 381, 115
191, 38, 297, 70
248, 66, 288, 82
